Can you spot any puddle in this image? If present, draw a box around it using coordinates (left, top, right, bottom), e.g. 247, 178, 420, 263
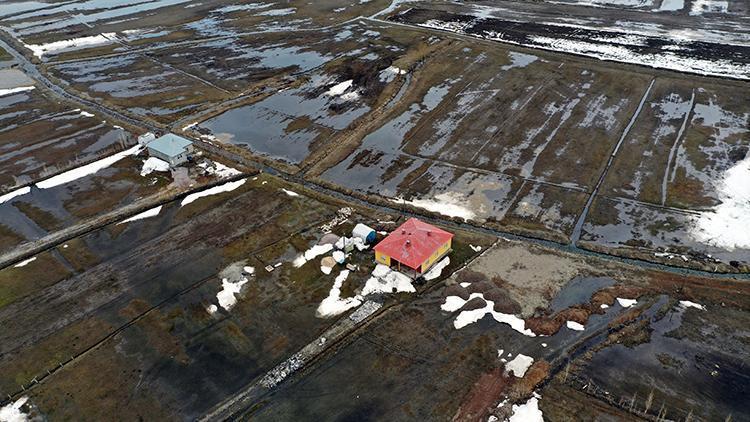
549, 276, 616, 312
582, 298, 749, 420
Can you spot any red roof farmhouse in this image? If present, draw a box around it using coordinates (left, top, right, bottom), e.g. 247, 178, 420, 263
373, 218, 453, 274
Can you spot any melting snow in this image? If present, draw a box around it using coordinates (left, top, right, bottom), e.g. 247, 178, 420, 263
443, 293, 535, 336
505, 354, 534, 377
392, 192, 476, 220
13, 257, 36, 268
423, 257, 449, 281
441, 295, 469, 312
0, 396, 30, 422
361, 267, 415, 296
0, 86, 35, 97
656, 0, 684, 11
293, 244, 334, 267
36, 145, 142, 189
327, 80, 353, 96
180, 179, 246, 206
24, 33, 116, 58
198, 161, 241, 178
689, 0, 728, 15
256, 7, 295, 15
566, 321, 585, 331
140, 157, 170, 176
679, 300, 706, 310
509, 393, 543, 422
0, 186, 30, 204
216, 277, 248, 311
379, 66, 406, 83
317, 270, 363, 317
617, 298, 638, 307
691, 154, 750, 251
118, 206, 162, 224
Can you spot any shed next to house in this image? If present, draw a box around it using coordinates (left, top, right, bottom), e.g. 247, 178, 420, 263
374, 218, 453, 274
146, 133, 194, 166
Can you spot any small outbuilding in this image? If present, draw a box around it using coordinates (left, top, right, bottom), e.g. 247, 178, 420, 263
146, 133, 194, 167
373, 218, 453, 275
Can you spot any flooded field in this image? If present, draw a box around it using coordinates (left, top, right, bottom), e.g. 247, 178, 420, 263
317, 32, 649, 242
47, 53, 231, 124
0, 173, 489, 419
581, 78, 750, 270
0, 76, 133, 189
0, 144, 237, 254
0, 0, 391, 62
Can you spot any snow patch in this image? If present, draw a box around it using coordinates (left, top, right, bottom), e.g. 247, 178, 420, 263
689, 0, 728, 15
445, 292, 536, 336
679, 300, 706, 310
317, 270, 362, 317
327, 79, 353, 96
13, 257, 36, 268
37, 145, 142, 189
281, 188, 300, 197
566, 320, 585, 331
0, 186, 30, 204
617, 298, 638, 307
392, 192, 476, 220
690, 154, 750, 251
216, 277, 249, 311
0, 86, 35, 97
24, 33, 116, 58
0, 396, 30, 422
180, 179, 246, 206
293, 244, 334, 267
505, 354, 534, 377
118, 206, 162, 224
198, 161, 242, 178
361, 268, 415, 295
256, 7, 295, 16
423, 257, 449, 280
441, 295, 469, 312
140, 157, 170, 176
509, 393, 543, 422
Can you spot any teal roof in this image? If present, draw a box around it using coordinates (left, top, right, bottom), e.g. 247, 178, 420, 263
147, 134, 192, 158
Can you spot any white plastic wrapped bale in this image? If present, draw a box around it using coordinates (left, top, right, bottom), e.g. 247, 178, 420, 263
138, 132, 157, 145
352, 223, 376, 244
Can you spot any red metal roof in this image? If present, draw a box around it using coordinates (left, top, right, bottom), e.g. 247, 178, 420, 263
374, 218, 453, 270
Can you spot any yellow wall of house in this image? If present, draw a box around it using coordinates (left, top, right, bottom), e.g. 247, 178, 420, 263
375, 250, 391, 266
420, 239, 452, 273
